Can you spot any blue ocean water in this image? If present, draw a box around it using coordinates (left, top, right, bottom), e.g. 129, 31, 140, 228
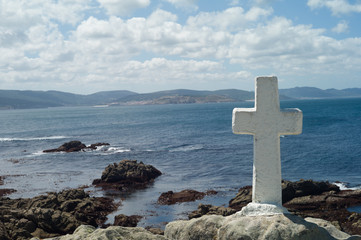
1, 98, 361, 227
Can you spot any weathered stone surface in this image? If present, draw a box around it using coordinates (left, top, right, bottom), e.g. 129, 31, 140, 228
165, 213, 361, 240
158, 189, 217, 205
188, 203, 236, 219
30, 225, 167, 240
0, 189, 118, 240
92, 160, 162, 190
113, 214, 142, 227
43, 141, 110, 153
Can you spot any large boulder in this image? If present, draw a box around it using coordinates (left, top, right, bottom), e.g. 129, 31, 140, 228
92, 160, 162, 190
30, 225, 167, 240
165, 213, 361, 240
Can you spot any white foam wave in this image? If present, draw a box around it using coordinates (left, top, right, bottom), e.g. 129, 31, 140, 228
0, 136, 69, 142
31, 151, 46, 157
169, 144, 204, 152
96, 146, 131, 155
334, 182, 361, 190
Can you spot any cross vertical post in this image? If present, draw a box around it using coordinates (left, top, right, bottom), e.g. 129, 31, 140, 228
232, 76, 302, 214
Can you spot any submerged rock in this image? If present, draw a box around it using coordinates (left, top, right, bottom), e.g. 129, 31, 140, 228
0, 189, 118, 240
158, 189, 217, 205
92, 160, 162, 191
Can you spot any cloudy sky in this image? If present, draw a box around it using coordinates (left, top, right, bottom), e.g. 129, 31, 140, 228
1, 0, 361, 94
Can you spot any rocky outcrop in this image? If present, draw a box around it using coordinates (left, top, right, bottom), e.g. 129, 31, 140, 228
113, 214, 142, 227
30, 225, 167, 240
92, 160, 162, 191
43, 141, 109, 153
282, 179, 340, 203
158, 190, 217, 205
228, 179, 361, 235
188, 203, 236, 219
0, 189, 118, 240
165, 213, 360, 240
229, 179, 340, 210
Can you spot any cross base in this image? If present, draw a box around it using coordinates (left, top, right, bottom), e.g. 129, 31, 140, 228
237, 202, 289, 216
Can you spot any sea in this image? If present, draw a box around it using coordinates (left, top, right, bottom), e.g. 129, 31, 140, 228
1, 98, 361, 228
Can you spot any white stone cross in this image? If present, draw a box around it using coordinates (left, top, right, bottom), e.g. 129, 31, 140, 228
232, 76, 302, 215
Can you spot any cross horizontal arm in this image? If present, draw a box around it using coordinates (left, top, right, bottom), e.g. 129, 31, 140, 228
232, 108, 256, 135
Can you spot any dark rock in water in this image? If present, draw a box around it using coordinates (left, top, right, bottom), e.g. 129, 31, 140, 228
113, 214, 142, 227
158, 189, 217, 205
0, 188, 118, 240
88, 142, 110, 149
229, 179, 361, 236
284, 189, 361, 235
93, 160, 162, 191
0, 188, 16, 197
229, 179, 340, 211
188, 203, 236, 219
43, 140, 86, 153
282, 179, 340, 203
43, 141, 110, 153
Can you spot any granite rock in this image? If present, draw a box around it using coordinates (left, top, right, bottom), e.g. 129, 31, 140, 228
165, 213, 361, 240
31, 225, 167, 240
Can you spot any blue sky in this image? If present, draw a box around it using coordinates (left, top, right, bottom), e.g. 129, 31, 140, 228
0, 0, 361, 94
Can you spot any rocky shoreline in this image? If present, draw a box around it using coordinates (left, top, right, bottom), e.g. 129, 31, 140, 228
1, 148, 361, 239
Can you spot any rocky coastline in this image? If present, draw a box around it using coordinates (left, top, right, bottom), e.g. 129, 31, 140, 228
1, 146, 361, 239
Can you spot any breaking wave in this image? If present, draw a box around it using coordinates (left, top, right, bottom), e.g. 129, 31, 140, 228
0, 136, 69, 142
169, 144, 204, 152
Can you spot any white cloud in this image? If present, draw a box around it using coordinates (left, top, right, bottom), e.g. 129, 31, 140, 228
187, 7, 272, 32
332, 20, 349, 33
307, 0, 361, 15
1, 2, 361, 93
163, 0, 198, 11
229, 0, 240, 6
98, 0, 150, 16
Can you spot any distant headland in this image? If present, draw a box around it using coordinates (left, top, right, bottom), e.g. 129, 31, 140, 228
1, 87, 361, 110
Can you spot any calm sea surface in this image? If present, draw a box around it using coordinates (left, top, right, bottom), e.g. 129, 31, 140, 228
1, 98, 361, 228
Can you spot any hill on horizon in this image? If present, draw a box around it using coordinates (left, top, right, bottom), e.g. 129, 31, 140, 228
1, 87, 361, 110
